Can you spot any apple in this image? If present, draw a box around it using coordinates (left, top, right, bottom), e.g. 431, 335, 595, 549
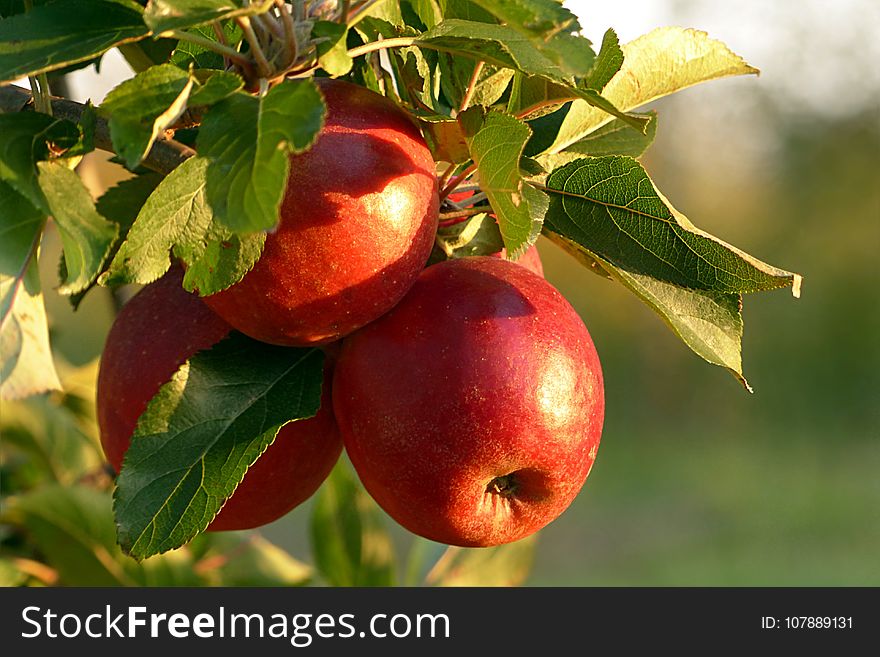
96, 268, 342, 531
492, 243, 544, 277
203, 78, 440, 347
332, 256, 604, 547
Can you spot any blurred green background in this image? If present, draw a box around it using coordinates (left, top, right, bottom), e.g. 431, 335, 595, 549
5, 0, 879, 586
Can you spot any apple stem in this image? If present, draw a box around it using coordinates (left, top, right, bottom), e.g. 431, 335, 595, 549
487, 474, 519, 498
440, 163, 478, 201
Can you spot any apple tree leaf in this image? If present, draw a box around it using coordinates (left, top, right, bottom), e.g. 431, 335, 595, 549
544, 27, 759, 155
458, 107, 548, 258
100, 64, 195, 169
544, 231, 751, 390
540, 156, 802, 295
4, 485, 202, 586
417, 20, 645, 132
0, 0, 149, 84
197, 79, 326, 233
313, 20, 353, 77
0, 112, 82, 209
310, 462, 397, 587
143, 0, 273, 33
0, 181, 59, 400
101, 156, 265, 295
429, 212, 503, 264
425, 535, 537, 586
585, 28, 623, 92
536, 111, 658, 170
188, 70, 244, 106
169, 22, 242, 69
36, 162, 119, 296
466, 0, 592, 77
113, 334, 325, 559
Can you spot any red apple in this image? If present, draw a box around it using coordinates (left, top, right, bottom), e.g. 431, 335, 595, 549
96, 268, 342, 531
333, 256, 604, 547
203, 78, 440, 347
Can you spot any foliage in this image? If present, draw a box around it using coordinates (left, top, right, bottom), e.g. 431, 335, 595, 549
0, 1, 801, 578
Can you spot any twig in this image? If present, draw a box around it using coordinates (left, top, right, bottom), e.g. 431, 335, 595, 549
0, 86, 194, 175
458, 61, 484, 115
237, 16, 273, 79
438, 205, 492, 221
440, 163, 478, 201
347, 36, 417, 59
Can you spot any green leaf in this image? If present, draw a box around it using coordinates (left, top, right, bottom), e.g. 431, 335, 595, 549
95, 171, 165, 232
419, 20, 572, 83
114, 334, 325, 558
459, 107, 548, 257
4, 485, 202, 586
545, 27, 760, 155
541, 156, 802, 295
429, 212, 503, 264
1, 395, 103, 484
0, 180, 43, 319
197, 80, 326, 233
586, 28, 623, 91
118, 38, 179, 72
36, 161, 118, 295
544, 231, 750, 389
425, 536, 537, 586
537, 111, 658, 169
188, 70, 243, 106
0, 112, 81, 209
0, 181, 59, 400
420, 16, 626, 133
102, 156, 265, 295
466, 0, 593, 77
200, 534, 311, 587
313, 20, 353, 77
169, 22, 242, 69
144, 0, 273, 33
101, 64, 195, 169
0, 0, 149, 84
0, 559, 27, 587
310, 462, 397, 587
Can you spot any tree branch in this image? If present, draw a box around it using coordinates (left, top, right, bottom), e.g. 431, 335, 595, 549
0, 85, 195, 175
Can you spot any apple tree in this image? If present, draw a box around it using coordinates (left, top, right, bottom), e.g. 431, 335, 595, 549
0, 0, 801, 587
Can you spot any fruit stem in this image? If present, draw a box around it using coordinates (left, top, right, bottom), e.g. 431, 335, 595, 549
438, 205, 493, 222
486, 474, 519, 498
275, 0, 298, 66
347, 36, 418, 59
440, 163, 478, 201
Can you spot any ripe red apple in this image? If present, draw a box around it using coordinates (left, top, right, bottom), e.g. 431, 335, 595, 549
333, 257, 604, 547
203, 78, 440, 347
96, 269, 342, 531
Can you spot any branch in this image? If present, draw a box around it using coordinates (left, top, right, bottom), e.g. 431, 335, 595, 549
0, 85, 195, 175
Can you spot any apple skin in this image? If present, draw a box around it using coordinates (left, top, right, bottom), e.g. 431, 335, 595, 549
203, 78, 440, 347
492, 244, 544, 277
332, 256, 604, 547
96, 268, 342, 531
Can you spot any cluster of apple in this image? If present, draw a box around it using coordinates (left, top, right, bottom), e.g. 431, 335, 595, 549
96, 80, 605, 548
